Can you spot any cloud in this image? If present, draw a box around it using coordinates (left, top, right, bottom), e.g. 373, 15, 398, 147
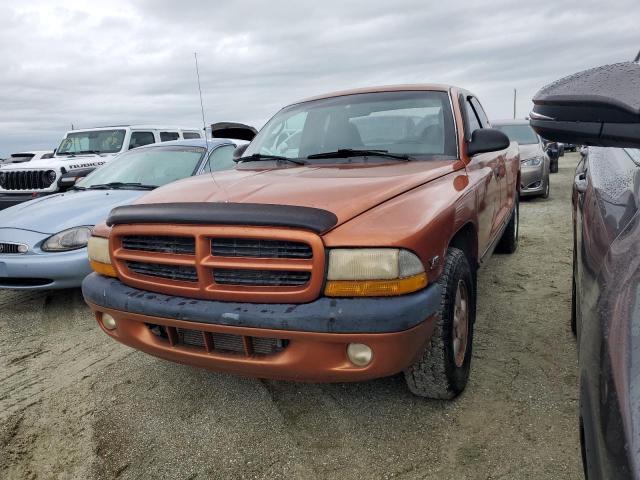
0, 0, 636, 156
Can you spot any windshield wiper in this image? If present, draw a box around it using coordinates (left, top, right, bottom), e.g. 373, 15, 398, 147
236, 153, 307, 166
87, 182, 158, 190
58, 150, 103, 156
307, 149, 411, 161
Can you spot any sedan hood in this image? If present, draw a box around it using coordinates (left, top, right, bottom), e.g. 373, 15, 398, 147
134, 161, 459, 227
0, 189, 145, 235
518, 143, 543, 160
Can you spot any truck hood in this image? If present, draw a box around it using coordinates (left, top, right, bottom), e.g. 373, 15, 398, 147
0, 189, 144, 235
0, 153, 113, 171
134, 161, 459, 227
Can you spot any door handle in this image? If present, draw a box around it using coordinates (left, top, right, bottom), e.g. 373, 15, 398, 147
574, 172, 587, 193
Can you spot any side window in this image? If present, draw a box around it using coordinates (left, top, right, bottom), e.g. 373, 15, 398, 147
204, 145, 236, 172
183, 132, 202, 139
160, 131, 180, 142
129, 131, 155, 149
470, 98, 491, 128
464, 99, 481, 136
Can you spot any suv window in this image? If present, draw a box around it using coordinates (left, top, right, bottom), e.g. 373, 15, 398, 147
183, 132, 202, 140
204, 145, 236, 172
160, 132, 180, 142
470, 98, 491, 128
129, 131, 156, 149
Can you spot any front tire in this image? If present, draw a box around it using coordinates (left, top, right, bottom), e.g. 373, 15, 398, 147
541, 177, 550, 199
404, 248, 475, 399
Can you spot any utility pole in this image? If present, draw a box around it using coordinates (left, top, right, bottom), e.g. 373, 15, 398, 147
513, 89, 517, 119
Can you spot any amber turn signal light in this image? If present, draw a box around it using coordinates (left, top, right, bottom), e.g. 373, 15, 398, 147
90, 260, 118, 278
324, 272, 427, 297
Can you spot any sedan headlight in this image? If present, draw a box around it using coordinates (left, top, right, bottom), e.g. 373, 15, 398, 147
325, 248, 427, 297
87, 236, 117, 277
521, 156, 543, 167
41, 226, 93, 252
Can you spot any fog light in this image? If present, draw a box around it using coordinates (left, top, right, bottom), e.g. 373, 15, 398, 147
17, 244, 28, 253
102, 313, 117, 330
347, 343, 373, 367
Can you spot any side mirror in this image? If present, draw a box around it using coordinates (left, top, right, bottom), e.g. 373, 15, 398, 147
233, 144, 249, 161
467, 128, 510, 156
211, 122, 258, 141
530, 61, 640, 148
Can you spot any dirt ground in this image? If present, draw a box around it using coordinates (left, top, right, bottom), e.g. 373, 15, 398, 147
0, 153, 582, 480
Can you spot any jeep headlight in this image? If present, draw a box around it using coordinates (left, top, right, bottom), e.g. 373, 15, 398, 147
521, 156, 543, 167
41, 226, 92, 252
324, 248, 427, 297
87, 236, 117, 277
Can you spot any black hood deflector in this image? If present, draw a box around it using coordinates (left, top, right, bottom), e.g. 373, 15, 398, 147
107, 202, 338, 234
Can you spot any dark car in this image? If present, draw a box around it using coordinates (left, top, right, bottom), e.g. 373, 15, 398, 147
530, 59, 640, 479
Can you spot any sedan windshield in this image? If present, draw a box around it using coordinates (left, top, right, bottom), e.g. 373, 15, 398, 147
57, 129, 126, 154
494, 125, 539, 145
77, 146, 206, 189
243, 91, 457, 161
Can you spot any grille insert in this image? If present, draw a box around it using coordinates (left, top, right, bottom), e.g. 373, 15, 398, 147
149, 324, 288, 356
212, 238, 312, 259
214, 269, 310, 286
1, 170, 52, 190
126, 261, 198, 282
122, 235, 195, 255
0, 243, 24, 254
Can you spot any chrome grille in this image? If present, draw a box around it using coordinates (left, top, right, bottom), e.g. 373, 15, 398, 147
213, 269, 311, 286
126, 261, 198, 282
212, 238, 312, 259
122, 235, 195, 255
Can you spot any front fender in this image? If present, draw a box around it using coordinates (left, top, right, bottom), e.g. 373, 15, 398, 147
322, 171, 476, 281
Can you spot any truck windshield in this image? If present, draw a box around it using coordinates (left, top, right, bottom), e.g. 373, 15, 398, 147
494, 125, 539, 145
243, 91, 457, 161
57, 129, 126, 155
76, 146, 206, 189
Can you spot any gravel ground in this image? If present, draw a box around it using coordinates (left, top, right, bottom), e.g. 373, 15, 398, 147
0, 153, 582, 480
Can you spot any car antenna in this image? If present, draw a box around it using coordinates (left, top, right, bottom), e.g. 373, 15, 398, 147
194, 52, 209, 150
194, 52, 229, 201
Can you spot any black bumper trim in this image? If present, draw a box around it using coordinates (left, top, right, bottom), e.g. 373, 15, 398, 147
0, 192, 52, 210
82, 273, 441, 334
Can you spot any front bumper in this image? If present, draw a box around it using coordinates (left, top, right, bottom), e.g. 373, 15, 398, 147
82, 273, 442, 381
0, 247, 92, 289
0, 192, 52, 210
520, 164, 547, 197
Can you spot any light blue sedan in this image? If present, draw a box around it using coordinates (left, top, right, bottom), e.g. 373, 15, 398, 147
0, 139, 236, 289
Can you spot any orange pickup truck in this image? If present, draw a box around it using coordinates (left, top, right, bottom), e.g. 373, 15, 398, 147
83, 85, 520, 398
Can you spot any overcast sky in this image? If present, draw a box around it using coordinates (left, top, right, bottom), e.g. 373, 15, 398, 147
0, 0, 637, 156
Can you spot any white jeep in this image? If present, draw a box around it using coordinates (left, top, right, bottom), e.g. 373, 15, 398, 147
0, 125, 202, 210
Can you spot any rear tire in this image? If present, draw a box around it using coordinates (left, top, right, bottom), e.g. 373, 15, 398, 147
550, 160, 559, 173
495, 198, 519, 254
404, 248, 475, 399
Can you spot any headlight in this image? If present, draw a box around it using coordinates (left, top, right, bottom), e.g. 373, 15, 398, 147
325, 248, 427, 297
87, 236, 117, 277
521, 156, 543, 167
42, 170, 57, 186
41, 226, 92, 252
